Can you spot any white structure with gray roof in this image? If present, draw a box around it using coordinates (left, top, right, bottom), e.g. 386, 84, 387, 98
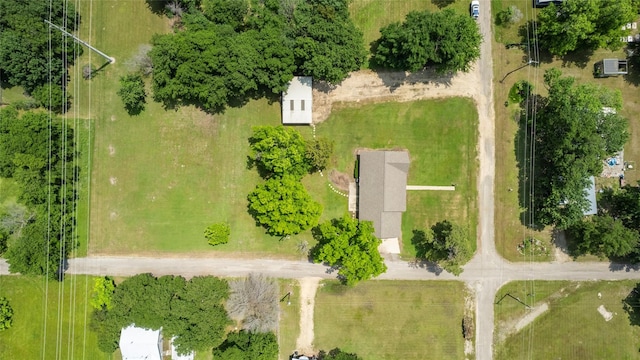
357, 150, 410, 239
119, 325, 162, 360
282, 76, 312, 124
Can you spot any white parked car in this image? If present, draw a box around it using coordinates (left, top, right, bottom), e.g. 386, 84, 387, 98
471, 0, 480, 19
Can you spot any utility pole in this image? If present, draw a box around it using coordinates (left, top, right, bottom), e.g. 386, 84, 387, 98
44, 20, 115, 63
499, 59, 538, 84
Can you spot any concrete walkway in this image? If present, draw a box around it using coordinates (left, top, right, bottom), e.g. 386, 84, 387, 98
406, 185, 455, 191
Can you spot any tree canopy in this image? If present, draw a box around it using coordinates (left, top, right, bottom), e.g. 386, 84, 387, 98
372, 8, 482, 73
117, 74, 147, 115
319, 348, 363, 360
248, 126, 310, 178
150, 0, 364, 113
247, 175, 322, 236
212, 331, 278, 360
411, 220, 472, 276
226, 273, 279, 333
312, 216, 387, 285
0, 0, 80, 94
531, 69, 629, 228
0, 108, 77, 278
91, 274, 231, 354
567, 215, 638, 259
537, 0, 635, 56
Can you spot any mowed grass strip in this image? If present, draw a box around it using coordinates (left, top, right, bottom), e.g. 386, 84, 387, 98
314, 280, 468, 360
278, 280, 302, 360
316, 98, 478, 258
0, 276, 110, 359
491, 0, 640, 261
495, 280, 640, 360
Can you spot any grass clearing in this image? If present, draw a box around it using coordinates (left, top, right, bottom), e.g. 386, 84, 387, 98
350, 0, 471, 68
278, 279, 301, 360
492, 1, 640, 261
0, 275, 110, 359
317, 98, 478, 258
314, 280, 468, 360
72, 0, 322, 257
495, 280, 640, 359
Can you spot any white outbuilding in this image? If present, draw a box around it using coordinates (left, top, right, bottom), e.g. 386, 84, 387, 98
282, 76, 313, 125
119, 325, 163, 360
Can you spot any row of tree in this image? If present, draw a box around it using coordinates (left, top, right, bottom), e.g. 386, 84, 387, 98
150, 0, 365, 113
0, 107, 78, 279
523, 69, 629, 228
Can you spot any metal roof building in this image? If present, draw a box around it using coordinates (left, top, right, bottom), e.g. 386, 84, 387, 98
282, 76, 313, 125
119, 325, 162, 360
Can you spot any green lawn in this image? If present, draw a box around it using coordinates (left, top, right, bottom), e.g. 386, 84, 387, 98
0, 275, 110, 359
491, 1, 640, 261
314, 280, 469, 360
495, 280, 640, 360
316, 98, 478, 258
70, 1, 326, 257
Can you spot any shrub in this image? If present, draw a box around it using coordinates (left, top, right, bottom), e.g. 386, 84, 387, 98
508, 80, 533, 104
0, 297, 13, 331
205, 222, 230, 246
117, 74, 146, 115
496, 5, 522, 26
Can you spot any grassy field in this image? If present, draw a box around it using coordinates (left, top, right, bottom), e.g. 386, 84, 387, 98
70, 1, 336, 257
350, 0, 470, 67
314, 280, 469, 360
0, 275, 110, 359
495, 280, 640, 359
317, 98, 478, 258
491, 0, 640, 261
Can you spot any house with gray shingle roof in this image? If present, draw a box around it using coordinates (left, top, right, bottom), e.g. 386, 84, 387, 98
357, 150, 410, 239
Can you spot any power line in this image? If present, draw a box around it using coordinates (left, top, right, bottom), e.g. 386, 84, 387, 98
44, 19, 115, 64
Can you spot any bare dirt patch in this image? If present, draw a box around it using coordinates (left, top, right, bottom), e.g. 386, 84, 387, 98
108, 144, 116, 156
312, 68, 481, 124
109, 176, 117, 185
329, 170, 351, 192
295, 277, 321, 355
110, 115, 116, 122
515, 303, 549, 332
552, 229, 572, 263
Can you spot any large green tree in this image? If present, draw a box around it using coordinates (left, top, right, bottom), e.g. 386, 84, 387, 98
411, 220, 472, 276
537, 0, 635, 56
532, 69, 629, 228
0, 108, 77, 278
91, 274, 231, 354
372, 8, 481, 73
248, 126, 309, 178
117, 74, 147, 115
212, 331, 278, 360
289, 0, 366, 84
0, 0, 80, 93
312, 216, 387, 285
247, 176, 322, 236
567, 215, 638, 259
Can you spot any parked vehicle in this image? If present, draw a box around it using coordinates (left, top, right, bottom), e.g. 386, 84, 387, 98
471, 0, 480, 19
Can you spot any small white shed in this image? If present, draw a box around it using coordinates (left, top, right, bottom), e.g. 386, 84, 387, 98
119, 325, 162, 360
282, 76, 313, 125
